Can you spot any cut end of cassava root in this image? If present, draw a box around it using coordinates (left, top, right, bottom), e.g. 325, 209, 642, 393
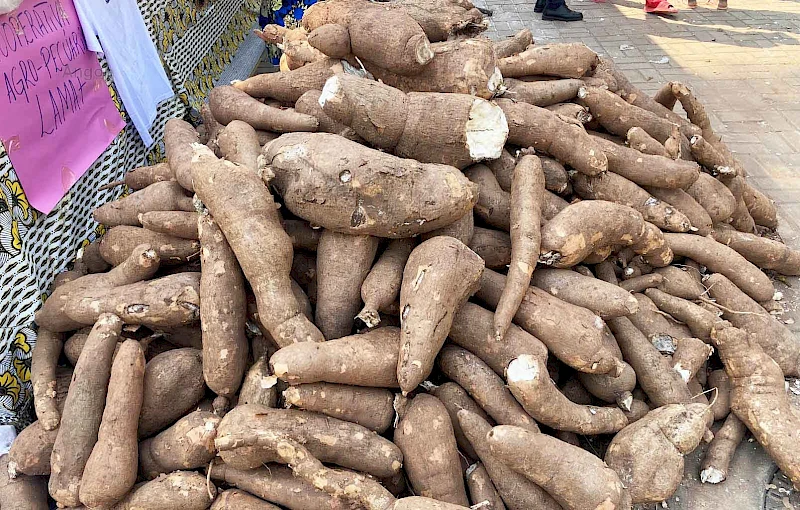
466, 99, 509, 161
700, 467, 725, 484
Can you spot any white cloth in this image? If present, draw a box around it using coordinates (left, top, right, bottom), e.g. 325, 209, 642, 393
74, 0, 174, 147
0, 0, 22, 15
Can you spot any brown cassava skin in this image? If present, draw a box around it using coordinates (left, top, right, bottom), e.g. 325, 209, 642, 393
545, 102, 592, 127
398, 236, 484, 393
619, 273, 663, 293
589, 133, 700, 190
653, 265, 707, 300
303, 0, 434, 75
123, 162, 175, 190
457, 411, 561, 510
689, 134, 733, 175
468, 227, 511, 269
270, 327, 400, 387
741, 180, 778, 228
578, 86, 678, 144
466, 462, 506, 510
295, 89, 361, 140
212, 489, 281, 510
79, 239, 111, 273
139, 411, 220, 479
210, 86, 318, 133
539, 200, 671, 268
710, 323, 800, 489
49, 314, 122, 507
498, 99, 608, 176
193, 154, 325, 346
94, 181, 194, 227
389, 0, 486, 42
421, 209, 474, 245
164, 119, 201, 191
364, 38, 500, 99
712, 223, 800, 275
486, 148, 515, 191
199, 215, 248, 397
394, 394, 470, 506
576, 326, 637, 408
316, 230, 379, 339
9, 421, 58, 476
9, 368, 70, 476
36, 244, 160, 332
700, 413, 746, 484
573, 171, 691, 233
605, 403, 711, 504
79, 340, 146, 507
629, 293, 693, 342
506, 355, 629, 434
283, 383, 394, 433
608, 317, 693, 407
31, 328, 62, 431
437, 345, 539, 432
282, 219, 322, 252
531, 267, 639, 318
686, 173, 736, 224
707, 369, 731, 421
140, 211, 200, 239
449, 302, 548, 376
494, 155, 544, 340
498, 43, 598, 78
671, 337, 713, 382
306, 23, 351, 58
704, 273, 799, 376
464, 164, 511, 231
217, 120, 262, 171
233, 58, 338, 103
64, 272, 201, 328
664, 233, 775, 302
0, 455, 48, 510
99, 225, 199, 266
138, 348, 206, 438
215, 405, 403, 477
477, 269, 624, 375
493, 28, 532, 58
488, 425, 628, 510
239, 356, 278, 408
538, 156, 571, 194
201, 102, 223, 153
320, 74, 507, 169
595, 260, 620, 284
626, 126, 671, 158
358, 238, 414, 328
430, 382, 491, 461
264, 132, 478, 238
644, 288, 721, 341
502, 78, 583, 107
113, 471, 216, 510
209, 463, 350, 510
722, 175, 756, 233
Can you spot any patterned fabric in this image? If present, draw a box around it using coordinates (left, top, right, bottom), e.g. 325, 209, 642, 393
259, 0, 318, 64
0, 0, 257, 429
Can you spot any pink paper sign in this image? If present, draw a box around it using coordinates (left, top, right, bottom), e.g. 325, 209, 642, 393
0, 0, 125, 214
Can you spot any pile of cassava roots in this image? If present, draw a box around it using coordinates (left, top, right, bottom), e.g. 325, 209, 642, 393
6, 0, 800, 508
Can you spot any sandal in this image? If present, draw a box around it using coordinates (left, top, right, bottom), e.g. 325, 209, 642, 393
645, 0, 679, 14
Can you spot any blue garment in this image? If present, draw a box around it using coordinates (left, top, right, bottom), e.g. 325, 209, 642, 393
74, 0, 174, 147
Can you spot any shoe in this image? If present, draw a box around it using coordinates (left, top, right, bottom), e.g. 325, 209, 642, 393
644, 0, 678, 13
542, 3, 583, 20
534, 0, 546, 13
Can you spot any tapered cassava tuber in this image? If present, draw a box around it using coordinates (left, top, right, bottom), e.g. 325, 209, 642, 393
263, 132, 478, 238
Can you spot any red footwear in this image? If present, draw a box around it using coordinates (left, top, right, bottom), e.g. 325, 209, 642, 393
645, 0, 678, 13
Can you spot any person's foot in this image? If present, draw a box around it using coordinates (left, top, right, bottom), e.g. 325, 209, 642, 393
644, 0, 678, 13
542, 3, 583, 20
687, 0, 697, 8
534, 0, 546, 13
717, 0, 727, 9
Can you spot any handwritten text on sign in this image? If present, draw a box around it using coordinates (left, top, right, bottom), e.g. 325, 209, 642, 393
0, 0, 124, 214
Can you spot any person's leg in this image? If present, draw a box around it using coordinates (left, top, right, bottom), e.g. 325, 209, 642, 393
717, 0, 727, 9
542, 0, 583, 21
535, 0, 546, 12
688, 0, 697, 7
